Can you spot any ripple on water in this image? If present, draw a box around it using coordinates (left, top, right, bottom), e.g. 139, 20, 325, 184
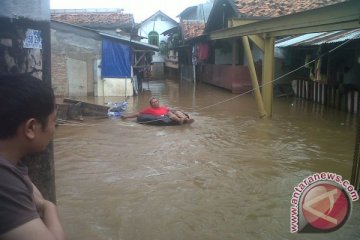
54, 80, 358, 240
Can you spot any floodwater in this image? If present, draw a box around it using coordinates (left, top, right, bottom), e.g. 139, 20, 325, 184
54, 79, 360, 240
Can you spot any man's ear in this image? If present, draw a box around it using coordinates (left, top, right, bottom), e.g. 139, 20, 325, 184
24, 118, 37, 140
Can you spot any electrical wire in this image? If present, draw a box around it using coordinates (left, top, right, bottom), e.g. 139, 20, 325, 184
195, 37, 355, 112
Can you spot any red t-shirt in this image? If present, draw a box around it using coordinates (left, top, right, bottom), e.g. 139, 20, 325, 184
140, 106, 169, 116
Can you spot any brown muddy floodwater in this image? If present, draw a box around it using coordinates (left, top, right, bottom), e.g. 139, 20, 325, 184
54, 79, 359, 240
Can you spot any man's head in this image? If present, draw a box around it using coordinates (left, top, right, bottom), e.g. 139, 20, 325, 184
0, 74, 56, 148
149, 97, 160, 108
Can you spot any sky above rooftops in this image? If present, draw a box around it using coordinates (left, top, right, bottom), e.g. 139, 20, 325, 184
50, 0, 208, 23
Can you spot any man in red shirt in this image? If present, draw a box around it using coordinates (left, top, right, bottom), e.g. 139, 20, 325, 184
139, 98, 170, 116
122, 97, 193, 125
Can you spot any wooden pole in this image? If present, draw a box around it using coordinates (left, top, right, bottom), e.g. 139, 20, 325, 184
351, 116, 360, 191
232, 38, 238, 66
262, 36, 275, 117
242, 36, 267, 118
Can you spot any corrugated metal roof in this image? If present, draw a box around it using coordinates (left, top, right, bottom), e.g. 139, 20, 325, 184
275, 28, 360, 47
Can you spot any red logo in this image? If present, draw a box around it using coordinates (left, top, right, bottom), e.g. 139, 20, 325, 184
301, 183, 350, 232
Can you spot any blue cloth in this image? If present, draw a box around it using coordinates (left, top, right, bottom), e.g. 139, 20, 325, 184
102, 39, 131, 78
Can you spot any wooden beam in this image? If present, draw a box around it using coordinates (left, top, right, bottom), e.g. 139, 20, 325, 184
262, 37, 275, 117
134, 53, 146, 67
133, 65, 147, 68
132, 49, 155, 52
63, 98, 109, 116
242, 36, 267, 118
268, 21, 360, 37
248, 35, 264, 51
211, 1, 360, 40
232, 38, 239, 66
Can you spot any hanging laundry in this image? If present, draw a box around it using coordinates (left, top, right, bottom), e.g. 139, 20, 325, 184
197, 42, 209, 61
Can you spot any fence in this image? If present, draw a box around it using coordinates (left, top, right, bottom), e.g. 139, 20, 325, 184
293, 79, 359, 114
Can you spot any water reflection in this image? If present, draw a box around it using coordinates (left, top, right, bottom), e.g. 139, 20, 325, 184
54, 79, 359, 240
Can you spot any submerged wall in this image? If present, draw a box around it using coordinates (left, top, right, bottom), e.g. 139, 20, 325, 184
100, 78, 134, 97
199, 64, 262, 94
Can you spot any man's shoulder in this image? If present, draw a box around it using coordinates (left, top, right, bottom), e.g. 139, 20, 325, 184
0, 156, 28, 177
0, 157, 31, 195
0, 158, 38, 236
0, 157, 15, 179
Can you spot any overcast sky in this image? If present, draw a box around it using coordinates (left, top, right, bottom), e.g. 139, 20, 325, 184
50, 0, 208, 22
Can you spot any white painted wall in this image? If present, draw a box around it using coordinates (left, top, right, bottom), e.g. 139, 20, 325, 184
152, 53, 165, 63
100, 78, 133, 97
94, 59, 134, 97
137, 13, 177, 65
0, 0, 50, 21
137, 14, 177, 45
66, 58, 87, 97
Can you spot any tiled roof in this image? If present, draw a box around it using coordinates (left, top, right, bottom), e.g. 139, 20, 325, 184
233, 0, 347, 17
51, 9, 134, 29
181, 21, 205, 40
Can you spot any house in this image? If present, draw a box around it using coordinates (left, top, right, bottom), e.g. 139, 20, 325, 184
136, 10, 178, 78
275, 28, 360, 114
207, 0, 357, 117
51, 20, 158, 98
51, 9, 136, 38
194, 0, 347, 93
163, 2, 213, 80
51, 9, 158, 96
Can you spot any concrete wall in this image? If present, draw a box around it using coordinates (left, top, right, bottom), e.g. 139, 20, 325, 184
51, 23, 135, 97
0, 0, 50, 21
101, 78, 134, 97
51, 25, 101, 97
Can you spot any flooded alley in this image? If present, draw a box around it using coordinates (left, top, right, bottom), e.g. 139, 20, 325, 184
54, 79, 360, 240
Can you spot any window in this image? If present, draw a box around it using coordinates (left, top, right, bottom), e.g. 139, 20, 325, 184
148, 31, 159, 46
